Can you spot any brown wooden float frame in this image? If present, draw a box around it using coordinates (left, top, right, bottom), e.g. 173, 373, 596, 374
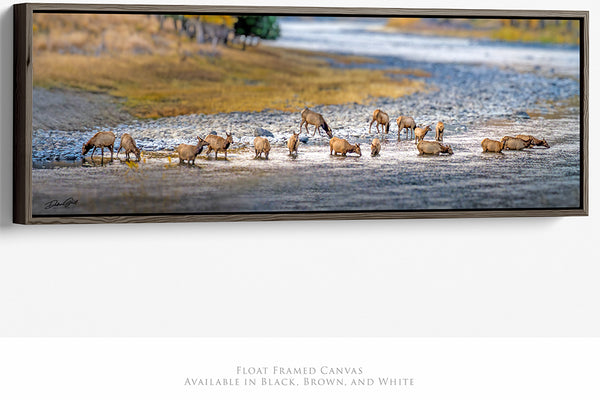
13, 4, 589, 224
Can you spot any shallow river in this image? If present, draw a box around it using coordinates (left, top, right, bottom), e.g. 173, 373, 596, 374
32, 19, 582, 216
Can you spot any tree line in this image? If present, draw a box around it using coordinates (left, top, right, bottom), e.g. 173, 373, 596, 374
157, 15, 280, 49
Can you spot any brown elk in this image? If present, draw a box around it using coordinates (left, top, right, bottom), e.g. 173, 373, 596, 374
369, 109, 390, 135
329, 137, 361, 157
516, 134, 549, 148
116, 133, 141, 161
176, 136, 209, 164
435, 121, 445, 141
417, 140, 453, 155
481, 138, 505, 153
502, 136, 532, 150
82, 131, 116, 161
299, 107, 333, 138
371, 138, 381, 156
253, 136, 271, 159
396, 116, 416, 141
414, 125, 431, 144
287, 132, 300, 156
205, 132, 234, 159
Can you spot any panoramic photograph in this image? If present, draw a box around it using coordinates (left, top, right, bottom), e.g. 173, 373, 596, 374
30, 13, 582, 216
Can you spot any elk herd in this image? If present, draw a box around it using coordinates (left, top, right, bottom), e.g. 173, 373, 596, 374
80, 107, 550, 164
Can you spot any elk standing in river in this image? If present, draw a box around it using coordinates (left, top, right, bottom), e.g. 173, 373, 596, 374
82, 131, 116, 161
116, 133, 141, 161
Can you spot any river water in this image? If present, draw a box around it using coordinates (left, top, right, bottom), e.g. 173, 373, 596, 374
32, 19, 582, 216
272, 19, 579, 75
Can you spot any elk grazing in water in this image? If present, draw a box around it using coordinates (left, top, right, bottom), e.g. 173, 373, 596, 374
329, 137, 361, 157
371, 138, 381, 156
82, 131, 116, 161
300, 107, 333, 138
287, 132, 300, 156
369, 109, 390, 135
435, 121, 445, 141
414, 125, 431, 144
417, 140, 453, 155
481, 138, 506, 153
253, 136, 271, 159
116, 133, 141, 161
502, 136, 532, 150
176, 136, 209, 164
204, 132, 234, 159
516, 134, 550, 148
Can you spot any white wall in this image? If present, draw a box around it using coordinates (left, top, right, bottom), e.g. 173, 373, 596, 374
0, 0, 597, 337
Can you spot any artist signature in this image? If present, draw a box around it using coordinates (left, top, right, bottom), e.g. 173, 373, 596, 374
44, 197, 79, 210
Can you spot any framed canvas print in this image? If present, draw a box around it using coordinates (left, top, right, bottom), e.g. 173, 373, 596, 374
13, 4, 589, 224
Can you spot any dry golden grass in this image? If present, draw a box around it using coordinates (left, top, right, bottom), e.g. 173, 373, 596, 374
33, 13, 427, 117
386, 18, 580, 45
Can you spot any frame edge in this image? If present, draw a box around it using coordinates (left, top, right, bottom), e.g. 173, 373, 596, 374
13, 3, 33, 225
581, 11, 589, 216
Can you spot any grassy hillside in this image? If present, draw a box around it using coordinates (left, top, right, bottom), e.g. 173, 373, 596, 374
33, 14, 427, 118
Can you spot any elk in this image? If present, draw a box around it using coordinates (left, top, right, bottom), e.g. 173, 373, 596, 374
253, 136, 271, 159
176, 136, 209, 164
287, 132, 300, 156
299, 107, 333, 138
369, 109, 390, 135
396, 116, 416, 141
204, 132, 234, 159
116, 133, 141, 161
414, 125, 431, 144
82, 131, 116, 161
502, 136, 532, 150
435, 121, 445, 141
417, 140, 453, 155
481, 138, 505, 153
329, 137, 361, 157
516, 134, 549, 148
371, 138, 381, 156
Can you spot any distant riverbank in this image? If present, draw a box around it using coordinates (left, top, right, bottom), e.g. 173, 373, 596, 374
383, 18, 580, 45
